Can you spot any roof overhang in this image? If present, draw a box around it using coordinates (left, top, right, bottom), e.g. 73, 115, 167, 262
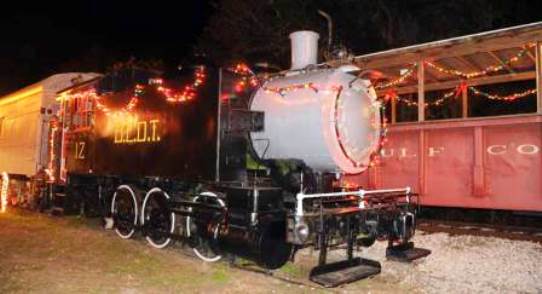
347, 22, 542, 69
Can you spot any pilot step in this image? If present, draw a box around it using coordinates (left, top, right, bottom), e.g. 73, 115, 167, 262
309, 257, 381, 288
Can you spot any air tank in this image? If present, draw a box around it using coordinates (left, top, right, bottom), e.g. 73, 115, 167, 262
250, 66, 382, 174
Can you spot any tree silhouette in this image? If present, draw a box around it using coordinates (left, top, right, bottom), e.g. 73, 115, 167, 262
198, 0, 536, 69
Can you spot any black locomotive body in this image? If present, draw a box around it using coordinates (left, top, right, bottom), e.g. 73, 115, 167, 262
53, 65, 429, 287
63, 68, 219, 180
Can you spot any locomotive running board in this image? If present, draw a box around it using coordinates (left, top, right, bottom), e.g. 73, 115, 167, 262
309, 258, 381, 288
386, 242, 431, 262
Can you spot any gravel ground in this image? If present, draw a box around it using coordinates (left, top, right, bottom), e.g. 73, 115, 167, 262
314, 231, 542, 293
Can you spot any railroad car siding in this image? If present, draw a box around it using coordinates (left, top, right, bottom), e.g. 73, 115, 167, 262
351, 115, 542, 211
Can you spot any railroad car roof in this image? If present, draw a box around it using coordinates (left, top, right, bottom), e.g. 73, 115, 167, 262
350, 21, 542, 68
331, 22, 542, 95
0, 73, 102, 106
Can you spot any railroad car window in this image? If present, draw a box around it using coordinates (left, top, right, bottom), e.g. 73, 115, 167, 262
396, 93, 418, 122
425, 88, 462, 120
68, 93, 94, 130
382, 99, 392, 124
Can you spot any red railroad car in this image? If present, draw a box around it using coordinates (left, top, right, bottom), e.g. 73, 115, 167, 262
345, 22, 542, 212
352, 115, 541, 211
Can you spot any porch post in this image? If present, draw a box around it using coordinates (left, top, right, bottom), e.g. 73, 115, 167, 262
462, 87, 469, 118
391, 94, 397, 124
417, 61, 425, 121
536, 42, 542, 114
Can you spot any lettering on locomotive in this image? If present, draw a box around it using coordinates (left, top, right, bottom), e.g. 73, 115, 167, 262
74, 141, 86, 159
113, 118, 161, 144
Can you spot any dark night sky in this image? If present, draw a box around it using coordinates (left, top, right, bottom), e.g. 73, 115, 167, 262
1, 1, 541, 96
0, 1, 212, 95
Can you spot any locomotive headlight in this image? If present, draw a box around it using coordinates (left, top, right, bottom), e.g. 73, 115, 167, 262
295, 221, 310, 243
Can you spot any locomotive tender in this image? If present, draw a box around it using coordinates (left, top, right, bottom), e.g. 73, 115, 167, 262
0, 73, 99, 209
53, 31, 429, 287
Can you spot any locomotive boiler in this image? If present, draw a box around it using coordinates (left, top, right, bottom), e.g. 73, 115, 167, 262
53, 31, 429, 287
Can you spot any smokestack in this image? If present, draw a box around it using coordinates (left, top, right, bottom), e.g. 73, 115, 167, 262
289, 31, 319, 70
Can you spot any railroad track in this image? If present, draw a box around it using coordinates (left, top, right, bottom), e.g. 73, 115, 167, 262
417, 219, 542, 243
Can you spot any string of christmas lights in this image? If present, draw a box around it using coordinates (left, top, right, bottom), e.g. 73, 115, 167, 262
47, 121, 58, 182
154, 66, 207, 103
60, 67, 207, 116
468, 87, 537, 101
1, 172, 8, 213
424, 44, 535, 79
230, 63, 255, 76
95, 93, 139, 115
368, 105, 389, 168
376, 43, 536, 109
389, 84, 536, 108
228, 63, 260, 93
374, 63, 418, 90
387, 86, 461, 107
60, 89, 139, 117
263, 82, 320, 96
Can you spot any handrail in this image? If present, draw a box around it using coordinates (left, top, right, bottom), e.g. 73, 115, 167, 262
295, 187, 411, 217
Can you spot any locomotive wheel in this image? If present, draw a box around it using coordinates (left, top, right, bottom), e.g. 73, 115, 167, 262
186, 192, 225, 262
141, 188, 175, 249
111, 185, 138, 239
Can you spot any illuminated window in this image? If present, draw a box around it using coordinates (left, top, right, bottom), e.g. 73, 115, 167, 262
68, 94, 94, 130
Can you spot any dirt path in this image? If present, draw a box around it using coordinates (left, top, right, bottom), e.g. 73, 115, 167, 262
0, 210, 408, 293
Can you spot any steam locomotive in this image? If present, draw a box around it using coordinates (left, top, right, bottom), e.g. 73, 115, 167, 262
49, 31, 429, 287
